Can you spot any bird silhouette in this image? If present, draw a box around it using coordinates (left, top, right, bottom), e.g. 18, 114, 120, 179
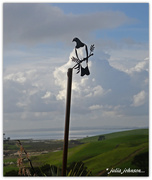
72, 37, 90, 76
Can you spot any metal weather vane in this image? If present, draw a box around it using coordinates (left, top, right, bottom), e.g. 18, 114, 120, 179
72, 37, 95, 76
62, 38, 95, 176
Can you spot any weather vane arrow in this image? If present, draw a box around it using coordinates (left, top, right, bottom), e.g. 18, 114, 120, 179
72, 37, 95, 76
62, 38, 95, 176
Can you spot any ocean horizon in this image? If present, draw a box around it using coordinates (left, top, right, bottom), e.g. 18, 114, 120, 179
4, 126, 148, 140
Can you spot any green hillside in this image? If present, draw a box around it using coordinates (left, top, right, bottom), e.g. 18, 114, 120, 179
4, 128, 149, 176
30, 128, 148, 176
68, 128, 149, 175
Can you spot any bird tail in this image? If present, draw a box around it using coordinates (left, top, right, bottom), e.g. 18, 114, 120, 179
81, 66, 90, 76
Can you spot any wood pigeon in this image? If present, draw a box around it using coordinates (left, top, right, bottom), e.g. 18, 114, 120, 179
72, 37, 90, 76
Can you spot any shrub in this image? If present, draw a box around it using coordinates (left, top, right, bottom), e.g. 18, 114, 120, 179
67, 161, 92, 176
132, 152, 149, 176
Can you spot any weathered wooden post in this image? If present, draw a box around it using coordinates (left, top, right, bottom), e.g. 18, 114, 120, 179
62, 68, 73, 176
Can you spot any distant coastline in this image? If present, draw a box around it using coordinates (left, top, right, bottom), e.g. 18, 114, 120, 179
4, 126, 148, 141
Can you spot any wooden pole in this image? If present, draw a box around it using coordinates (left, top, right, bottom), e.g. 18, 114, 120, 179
62, 68, 73, 176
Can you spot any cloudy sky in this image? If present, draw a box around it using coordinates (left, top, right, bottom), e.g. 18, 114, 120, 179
3, 3, 149, 137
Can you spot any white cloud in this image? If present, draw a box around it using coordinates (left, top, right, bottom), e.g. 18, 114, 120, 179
16, 102, 27, 108
89, 104, 123, 118
3, 61, 58, 113
108, 49, 149, 73
128, 57, 149, 74
41, 91, 51, 99
4, 72, 26, 84
53, 59, 73, 100
3, 54, 149, 131
53, 54, 110, 101
132, 90, 147, 107
93, 85, 104, 96
3, 3, 136, 46
89, 104, 103, 110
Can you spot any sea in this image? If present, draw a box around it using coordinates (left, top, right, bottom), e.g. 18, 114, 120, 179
4, 126, 147, 140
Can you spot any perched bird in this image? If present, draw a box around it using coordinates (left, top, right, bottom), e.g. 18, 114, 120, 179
72, 37, 90, 76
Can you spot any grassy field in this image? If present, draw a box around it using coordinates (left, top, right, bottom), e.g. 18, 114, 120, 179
3, 128, 148, 176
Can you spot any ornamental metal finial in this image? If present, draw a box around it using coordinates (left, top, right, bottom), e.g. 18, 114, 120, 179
72, 37, 95, 76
